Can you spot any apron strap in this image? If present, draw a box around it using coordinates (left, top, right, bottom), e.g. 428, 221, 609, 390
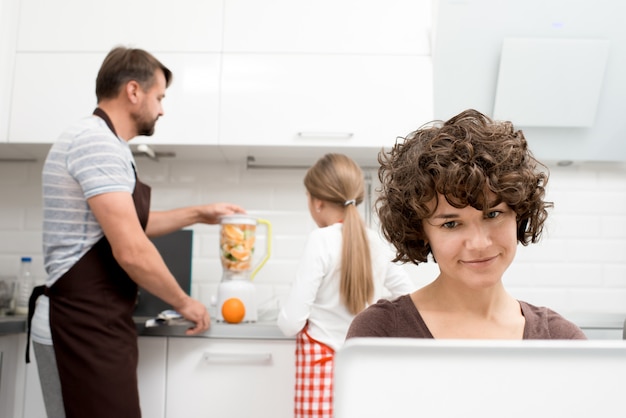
25, 285, 47, 363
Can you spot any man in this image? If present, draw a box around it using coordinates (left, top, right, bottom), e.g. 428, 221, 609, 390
30, 46, 245, 418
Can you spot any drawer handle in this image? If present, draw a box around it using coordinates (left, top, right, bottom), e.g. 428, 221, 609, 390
202, 351, 273, 364
297, 131, 354, 139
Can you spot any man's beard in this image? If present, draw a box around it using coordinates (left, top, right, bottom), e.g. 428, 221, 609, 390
136, 117, 157, 137
134, 111, 158, 137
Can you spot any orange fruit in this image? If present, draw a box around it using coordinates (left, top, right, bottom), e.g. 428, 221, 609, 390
221, 298, 246, 324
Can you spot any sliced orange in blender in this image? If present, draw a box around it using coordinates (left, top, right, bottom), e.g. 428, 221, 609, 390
222, 224, 244, 242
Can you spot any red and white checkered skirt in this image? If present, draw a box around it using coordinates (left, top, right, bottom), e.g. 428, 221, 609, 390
294, 327, 335, 418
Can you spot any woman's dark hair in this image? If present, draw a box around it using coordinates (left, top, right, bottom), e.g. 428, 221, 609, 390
96, 46, 172, 101
376, 109, 552, 265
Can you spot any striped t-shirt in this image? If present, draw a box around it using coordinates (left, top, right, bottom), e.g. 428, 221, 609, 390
42, 114, 136, 287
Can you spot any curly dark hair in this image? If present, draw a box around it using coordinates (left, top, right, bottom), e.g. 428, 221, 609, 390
376, 109, 552, 265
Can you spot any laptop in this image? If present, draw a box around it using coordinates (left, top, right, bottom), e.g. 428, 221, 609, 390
334, 338, 626, 418
133, 229, 193, 317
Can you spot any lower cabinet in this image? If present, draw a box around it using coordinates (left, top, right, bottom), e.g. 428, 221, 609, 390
21, 336, 167, 418
166, 337, 296, 418
18, 335, 295, 418
0, 333, 26, 418
137, 337, 168, 418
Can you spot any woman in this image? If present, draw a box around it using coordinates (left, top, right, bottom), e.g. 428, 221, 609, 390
347, 109, 586, 340
277, 153, 414, 418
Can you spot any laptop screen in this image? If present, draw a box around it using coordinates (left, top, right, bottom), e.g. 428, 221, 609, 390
133, 229, 193, 317
334, 338, 626, 418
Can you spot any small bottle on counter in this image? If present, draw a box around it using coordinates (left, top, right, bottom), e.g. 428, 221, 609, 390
15, 256, 34, 315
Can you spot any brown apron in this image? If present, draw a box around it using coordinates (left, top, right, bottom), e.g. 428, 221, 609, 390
46, 108, 151, 418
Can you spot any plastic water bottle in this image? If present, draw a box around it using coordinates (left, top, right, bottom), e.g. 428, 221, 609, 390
15, 256, 34, 315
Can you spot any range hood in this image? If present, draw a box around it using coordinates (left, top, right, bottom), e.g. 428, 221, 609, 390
432, 0, 626, 162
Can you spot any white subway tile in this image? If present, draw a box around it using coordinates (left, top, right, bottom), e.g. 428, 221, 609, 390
1, 157, 625, 317
604, 265, 626, 287
601, 216, 626, 239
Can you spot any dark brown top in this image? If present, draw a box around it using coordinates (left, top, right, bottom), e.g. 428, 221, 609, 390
346, 294, 587, 340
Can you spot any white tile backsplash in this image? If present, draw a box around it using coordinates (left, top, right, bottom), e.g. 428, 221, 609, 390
1, 157, 625, 317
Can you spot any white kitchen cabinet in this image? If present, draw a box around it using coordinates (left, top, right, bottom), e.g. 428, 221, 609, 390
166, 337, 296, 418
0, 0, 19, 144
22, 336, 167, 418
0, 333, 26, 418
137, 337, 167, 418
9, 53, 103, 144
9, 52, 220, 145
220, 54, 433, 149
16, 0, 224, 53
222, 0, 431, 55
22, 348, 46, 418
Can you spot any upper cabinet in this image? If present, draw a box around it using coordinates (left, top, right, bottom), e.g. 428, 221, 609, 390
9, 0, 225, 145
9, 52, 101, 143
131, 53, 221, 146
0, 0, 19, 143
220, 54, 432, 149
9, 53, 220, 144
16, 0, 224, 52
6, 0, 433, 154
222, 0, 432, 55
219, 0, 434, 151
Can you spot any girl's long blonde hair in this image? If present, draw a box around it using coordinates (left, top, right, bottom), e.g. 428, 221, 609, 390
304, 154, 373, 315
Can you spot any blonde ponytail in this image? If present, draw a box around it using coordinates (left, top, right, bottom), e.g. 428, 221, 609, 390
304, 153, 374, 315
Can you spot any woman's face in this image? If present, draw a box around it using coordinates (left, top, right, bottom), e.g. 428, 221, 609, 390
422, 193, 517, 289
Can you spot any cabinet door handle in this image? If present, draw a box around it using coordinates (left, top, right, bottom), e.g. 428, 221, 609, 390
297, 131, 354, 139
202, 351, 272, 364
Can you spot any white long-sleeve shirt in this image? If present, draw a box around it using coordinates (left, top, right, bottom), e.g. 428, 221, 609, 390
277, 223, 415, 350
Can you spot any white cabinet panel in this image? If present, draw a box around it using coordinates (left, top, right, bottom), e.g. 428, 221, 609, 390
9, 53, 220, 145
0, 334, 25, 418
22, 337, 168, 418
166, 337, 295, 418
137, 337, 167, 418
9, 53, 102, 143
136, 53, 221, 146
220, 54, 433, 148
0, 0, 20, 143
22, 345, 47, 418
223, 0, 431, 55
17, 0, 224, 52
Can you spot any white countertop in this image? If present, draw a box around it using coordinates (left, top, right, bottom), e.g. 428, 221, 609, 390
135, 317, 293, 340
3, 312, 625, 339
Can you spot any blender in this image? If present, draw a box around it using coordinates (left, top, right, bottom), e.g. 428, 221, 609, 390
216, 214, 272, 322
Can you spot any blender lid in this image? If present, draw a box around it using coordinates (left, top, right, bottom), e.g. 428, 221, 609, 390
219, 214, 257, 225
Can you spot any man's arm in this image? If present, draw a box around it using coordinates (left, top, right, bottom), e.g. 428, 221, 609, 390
88, 191, 209, 334
145, 202, 246, 237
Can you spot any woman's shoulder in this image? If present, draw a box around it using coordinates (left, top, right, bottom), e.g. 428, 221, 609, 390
346, 294, 430, 339
519, 300, 587, 340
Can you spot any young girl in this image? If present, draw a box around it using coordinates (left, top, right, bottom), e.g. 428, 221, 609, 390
347, 109, 586, 340
277, 153, 414, 418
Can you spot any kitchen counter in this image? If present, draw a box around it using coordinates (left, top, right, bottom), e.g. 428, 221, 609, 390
0, 315, 27, 335
0, 314, 292, 340
3, 312, 625, 339
135, 316, 293, 340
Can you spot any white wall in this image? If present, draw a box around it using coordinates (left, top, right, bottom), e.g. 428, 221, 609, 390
0, 156, 625, 318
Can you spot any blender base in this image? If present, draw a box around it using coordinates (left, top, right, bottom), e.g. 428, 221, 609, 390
215, 279, 258, 322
